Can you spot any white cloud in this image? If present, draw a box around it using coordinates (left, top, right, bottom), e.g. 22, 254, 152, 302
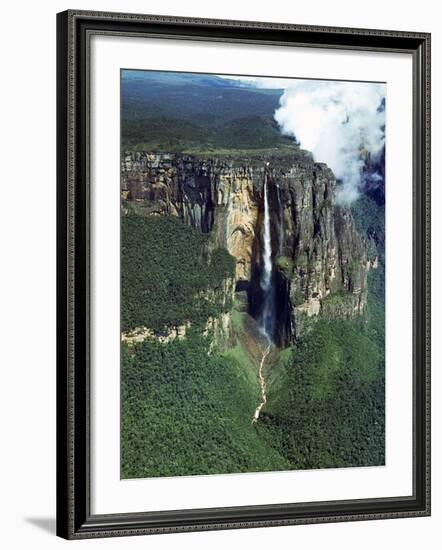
218, 75, 385, 204
274, 80, 385, 204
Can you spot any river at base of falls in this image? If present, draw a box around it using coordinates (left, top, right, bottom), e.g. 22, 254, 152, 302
252, 342, 271, 423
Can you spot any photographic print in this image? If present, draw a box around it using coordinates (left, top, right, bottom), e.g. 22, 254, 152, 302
120, 69, 386, 479
57, 13, 430, 537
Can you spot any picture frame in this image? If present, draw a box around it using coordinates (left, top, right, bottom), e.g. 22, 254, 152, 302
56, 9, 431, 539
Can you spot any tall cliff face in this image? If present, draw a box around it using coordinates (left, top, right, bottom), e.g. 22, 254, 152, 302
122, 153, 262, 281
122, 151, 377, 343
264, 165, 376, 338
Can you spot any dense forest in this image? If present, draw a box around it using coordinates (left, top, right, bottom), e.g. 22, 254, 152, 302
121, 213, 234, 332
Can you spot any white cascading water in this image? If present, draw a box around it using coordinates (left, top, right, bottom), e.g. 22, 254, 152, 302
259, 174, 274, 341
261, 176, 272, 291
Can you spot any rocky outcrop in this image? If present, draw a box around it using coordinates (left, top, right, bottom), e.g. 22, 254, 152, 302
122, 311, 232, 354
203, 312, 232, 354
122, 322, 191, 346
122, 151, 377, 343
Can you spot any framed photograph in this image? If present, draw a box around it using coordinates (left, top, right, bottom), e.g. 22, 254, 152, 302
56, 10, 431, 539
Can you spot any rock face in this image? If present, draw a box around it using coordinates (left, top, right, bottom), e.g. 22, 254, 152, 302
122, 152, 262, 281
122, 151, 377, 343
264, 165, 376, 338
122, 322, 191, 346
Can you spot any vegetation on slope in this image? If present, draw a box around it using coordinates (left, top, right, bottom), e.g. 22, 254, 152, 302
260, 309, 385, 469
121, 213, 235, 331
122, 333, 290, 478
351, 194, 385, 262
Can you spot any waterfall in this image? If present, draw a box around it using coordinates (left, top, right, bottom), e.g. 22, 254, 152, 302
262, 177, 272, 290
252, 174, 275, 423
260, 175, 275, 341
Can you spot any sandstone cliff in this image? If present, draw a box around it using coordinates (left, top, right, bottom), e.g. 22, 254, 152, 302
122, 151, 377, 343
